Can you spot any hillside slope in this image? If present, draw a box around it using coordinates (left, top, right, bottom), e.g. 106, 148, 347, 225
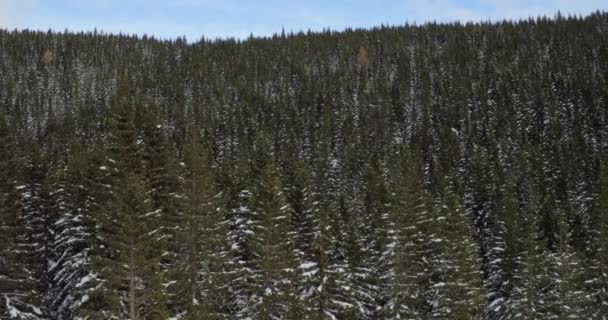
1, 12, 607, 319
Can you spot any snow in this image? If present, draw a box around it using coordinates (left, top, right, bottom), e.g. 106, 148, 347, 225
324, 310, 338, 320
143, 209, 163, 217
6, 297, 41, 319
330, 159, 339, 168
301, 286, 315, 298
332, 299, 354, 308
75, 275, 92, 288
300, 262, 318, 269
48, 250, 67, 272
488, 297, 505, 310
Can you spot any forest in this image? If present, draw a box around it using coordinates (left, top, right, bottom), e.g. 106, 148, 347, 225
0, 11, 607, 320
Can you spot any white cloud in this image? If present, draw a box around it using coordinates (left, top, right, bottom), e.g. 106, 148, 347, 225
0, 0, 39, 29
0, 0, 18, 27
403, 0, 485, 24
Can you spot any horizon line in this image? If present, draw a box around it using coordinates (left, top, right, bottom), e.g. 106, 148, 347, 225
0, 9, 603, 43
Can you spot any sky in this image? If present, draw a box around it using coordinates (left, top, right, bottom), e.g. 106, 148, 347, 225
0, 0, 607, 41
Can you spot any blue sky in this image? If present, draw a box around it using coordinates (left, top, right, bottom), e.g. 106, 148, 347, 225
0, 0, 606, 41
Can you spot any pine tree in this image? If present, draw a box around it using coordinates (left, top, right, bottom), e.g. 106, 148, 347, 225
72, 146, 116, 320
311, 108, 357, 319
86, 77, 168, 319
385, 150, 428, 319
1, 121, 47, 320
282, 158, 319, 317
501, 153, 546, 319
6, 151, 49, 320
141, 101, 182, 315
353, 154, 392, 318
108, 173, 163, 319
500, 167, 536, 319
284, 155, 349, 319
464, 147, 509, 320
588, 161, 608, 319
224, 155, 257, 319
177, 127, 230, 319
244, 133, 300, 319
552, 206, 592, 319
45, 166, 95, 319
441, 181, 485, 319
0, 112, 20, 318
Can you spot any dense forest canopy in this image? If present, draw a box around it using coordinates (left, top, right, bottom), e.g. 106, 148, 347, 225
1, 11, 608, 320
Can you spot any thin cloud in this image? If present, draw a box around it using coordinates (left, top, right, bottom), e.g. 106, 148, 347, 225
0, 0, 17, 27
71, 0, 115, 11
403, 0, 607, 24
0, 0, 39, 29
404, 0, 484, 23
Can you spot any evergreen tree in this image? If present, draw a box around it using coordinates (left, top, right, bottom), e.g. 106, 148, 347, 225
242, 133, 300, 319
441, 181, 486, 319
141, 101, 182, 315
386, 150, 428, 319
383, 155, 411, 318
588, 160, 608, 319
353, 154, 392, 318
86, 78, 168, 319
45, 166, 95, 319
0, 112, 21, 318
177, 127, 230, 319
3, 153, 48, 320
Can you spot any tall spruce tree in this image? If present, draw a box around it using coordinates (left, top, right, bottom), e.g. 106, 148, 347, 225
0, 112, 20, 318
589, 160, 608, 319
45, 165, 95, 319
87, 76, 168, 319
5, 150, 49, 320
243, 133, 300, 319
386, 150, 428, 319
177, 126, 230, 319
